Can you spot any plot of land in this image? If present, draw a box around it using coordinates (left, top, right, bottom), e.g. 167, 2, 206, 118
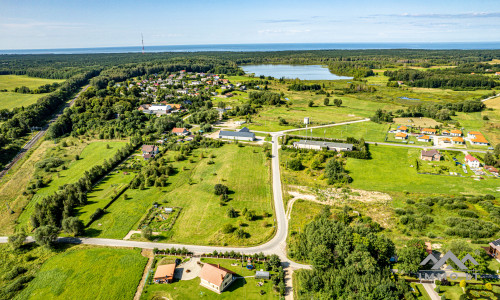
16, 141, 127, 230
17, 246, 147, 300
346, 145, 499, 196
87, 144, 275, 246
141, 257, 276, 300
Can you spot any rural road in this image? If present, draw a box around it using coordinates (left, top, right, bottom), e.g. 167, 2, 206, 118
0, 84, 90, 181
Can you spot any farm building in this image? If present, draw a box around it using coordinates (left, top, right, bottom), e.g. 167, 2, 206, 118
218, 127, 255, 141
464, 154, 480, 168
292, 140, 354, 152
154, 264, 176, 283
421, 150, 441, 161
199, 263, 235, 293
395, 132, 408, 140
417, 135, 431, 142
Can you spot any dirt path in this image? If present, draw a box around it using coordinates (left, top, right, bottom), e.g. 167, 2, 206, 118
284, 267, 294, 300
134, 249, 154, 300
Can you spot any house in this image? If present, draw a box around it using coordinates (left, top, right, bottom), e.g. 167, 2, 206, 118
395, 132, 408, 140
421, 128, 437, 135
467, 131, 482, 139
154, 264, 176, 283
142, 145, 159, 158
452, 137, 465, 145
470, 134, 489, 146
442, 138, 451, 143
495, 72, 500, 76
396, 125, 408, 133
488, 238, 500, 259
199, 263, 235, 293
138, 104, 152, 111
421, 149, 441, 161
255, 271, 270, 279
450, 130, 462, 137
172, 128, 189, 136
293, 140, 354, 152
441, 130, 450, 136
417, 135, 431, 142
218, 128, 255, 141
464, 154, 480, 168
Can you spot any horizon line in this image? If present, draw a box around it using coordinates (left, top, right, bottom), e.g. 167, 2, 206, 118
2, 41, 500, 52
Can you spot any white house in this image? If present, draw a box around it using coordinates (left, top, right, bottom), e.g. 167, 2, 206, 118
199, 264, 234, 293
465, 154, 480, 168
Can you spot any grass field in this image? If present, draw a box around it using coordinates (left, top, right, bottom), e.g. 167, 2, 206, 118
16, 246, 147, 300
87, 144, 275, 246
16, 140, 127, 230
141, 258, 277, 300
346, 145, 499, 196
0, 243, 60, 299
0, 75, 65, 110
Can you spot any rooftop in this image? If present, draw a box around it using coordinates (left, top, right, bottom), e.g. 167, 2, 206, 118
200, 263, 234, 286
293, 140, 354, 149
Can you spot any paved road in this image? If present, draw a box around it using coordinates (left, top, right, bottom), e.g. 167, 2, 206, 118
365, 141, 488, 153
0, 84, 90, 180
422, 283, 440, 300
481, 93, 500, 102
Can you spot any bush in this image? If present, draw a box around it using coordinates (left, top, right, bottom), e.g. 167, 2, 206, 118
221, 224, 235, 234
288, 158, 303, 171
227, 207, 238, 218
3, 266, 27, 281
214, 184, 229, 195
142, 227, 153, 240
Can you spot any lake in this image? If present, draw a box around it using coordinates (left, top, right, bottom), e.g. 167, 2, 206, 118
240, 64, 352, 80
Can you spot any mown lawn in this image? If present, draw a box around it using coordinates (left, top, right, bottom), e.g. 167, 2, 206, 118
87, 144, 275, 246
141, 258, 277, 300
346, 145, 499, 196
16, 246, 147, 300
17, 140, 127, 230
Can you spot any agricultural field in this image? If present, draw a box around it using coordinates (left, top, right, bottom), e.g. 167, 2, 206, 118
141, 257, 278, 300
308, 121, 388, 142
87, 144, 275, 246
16, 140, 128, 230
16, 246, 147, 300
0, 75, 65, 110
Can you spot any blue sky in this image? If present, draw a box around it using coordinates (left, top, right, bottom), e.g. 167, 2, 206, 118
1, 0, 500, 49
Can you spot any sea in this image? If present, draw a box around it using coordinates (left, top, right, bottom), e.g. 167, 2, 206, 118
1, 42, 500, 55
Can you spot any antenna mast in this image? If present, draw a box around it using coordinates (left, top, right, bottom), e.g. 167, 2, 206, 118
141, 33, 144, 54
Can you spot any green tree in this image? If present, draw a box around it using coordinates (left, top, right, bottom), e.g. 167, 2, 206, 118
8, 232, 27, 250
308, 100, 314, 107
221, 224, 235, 234
484, 152, 496, 166
334, 98, 343, 107
288, 158, 303, 171
227, 207, 238, 218
214, 184, 229, 195
323, 98, 329, 106
62, 217, 84, 236
34, 225, 59, 248
142, 227, 153, 240
397, 239, 428, 274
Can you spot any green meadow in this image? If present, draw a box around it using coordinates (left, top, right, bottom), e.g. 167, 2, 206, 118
16, 246, 147, 300
0, 75, 65, 110
87, 144, 275, 246
346, 145, 499, 196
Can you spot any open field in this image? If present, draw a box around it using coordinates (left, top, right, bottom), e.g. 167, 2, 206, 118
0, 75, 64, 91
16, 246, 147, 300
346, 145, 499, 196
307, 121, 389, 141
0, 75, 65, 110
87, 144, 275, 246
141, 257, 277, 300
16, 140, 127, 230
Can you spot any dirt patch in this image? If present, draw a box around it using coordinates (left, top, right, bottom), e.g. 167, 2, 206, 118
393, 117, 442, 128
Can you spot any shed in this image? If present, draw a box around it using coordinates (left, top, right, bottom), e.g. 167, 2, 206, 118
164, 207, 173, 213
255, 270, 270, 279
